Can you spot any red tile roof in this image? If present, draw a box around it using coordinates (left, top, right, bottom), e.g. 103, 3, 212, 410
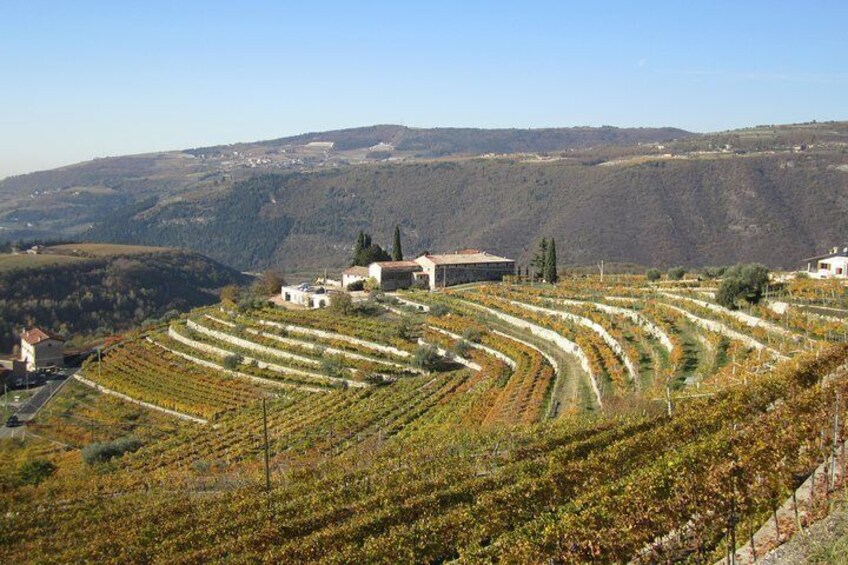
21, 328, 65, 345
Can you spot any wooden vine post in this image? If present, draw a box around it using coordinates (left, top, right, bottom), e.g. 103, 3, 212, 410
830, 392, 840, 491
263, 398, 271, 493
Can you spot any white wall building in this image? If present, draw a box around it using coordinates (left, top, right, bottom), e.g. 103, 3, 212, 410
280, 284, 333, 309
20, 328, 65, 371
805, 247, 848, 279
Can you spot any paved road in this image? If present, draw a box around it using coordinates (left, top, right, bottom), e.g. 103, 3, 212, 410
0, 371, 75, 440
0, 419, 28, 440
16, 377, 68, 418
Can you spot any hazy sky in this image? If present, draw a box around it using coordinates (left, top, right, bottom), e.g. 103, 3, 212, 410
1, 1, 847, 179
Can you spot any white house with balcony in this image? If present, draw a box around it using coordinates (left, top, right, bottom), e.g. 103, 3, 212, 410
804, 247, 848, 279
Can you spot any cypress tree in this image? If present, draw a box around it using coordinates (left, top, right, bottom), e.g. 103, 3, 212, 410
391, 224, 403, 261
351, 231, 366, 266
351, 231, 391, 266
532, 238, 548, 280
546, 239, 558, 284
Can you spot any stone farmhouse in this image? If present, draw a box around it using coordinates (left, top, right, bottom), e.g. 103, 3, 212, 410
414, 250, 515, 290
352, 249, 514, 291
20, 327, 65, 371
804, 247, 848, 279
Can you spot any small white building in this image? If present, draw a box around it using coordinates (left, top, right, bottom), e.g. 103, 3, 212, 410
805, 247, 848, 279
280, 284, 333, 309
20, 328, 65, 371
342, 266, 370, 289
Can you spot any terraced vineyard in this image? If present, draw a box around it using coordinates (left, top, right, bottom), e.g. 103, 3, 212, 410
4, 276, 848, 563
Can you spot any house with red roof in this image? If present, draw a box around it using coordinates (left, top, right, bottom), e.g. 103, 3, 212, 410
20, 327, 65, 371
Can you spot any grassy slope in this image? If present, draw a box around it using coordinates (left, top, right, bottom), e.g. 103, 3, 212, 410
27, 378, 183, 447
0, 243, 171, 272
46, 243, 173, 256
0, 253, 86, 272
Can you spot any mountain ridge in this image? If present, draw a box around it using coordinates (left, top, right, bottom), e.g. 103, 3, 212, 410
2, 121, 848, 273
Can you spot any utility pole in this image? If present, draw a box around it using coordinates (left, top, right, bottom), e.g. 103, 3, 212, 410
262, 398, 271, 493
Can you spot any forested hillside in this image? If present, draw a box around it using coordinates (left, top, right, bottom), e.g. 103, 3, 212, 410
0, 124, 689, 242
90, 143, 848, 272
0, 245, 248, 352
3, 121, 848, 273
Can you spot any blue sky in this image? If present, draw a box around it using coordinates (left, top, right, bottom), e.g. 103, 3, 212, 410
1, 0, 846, 178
